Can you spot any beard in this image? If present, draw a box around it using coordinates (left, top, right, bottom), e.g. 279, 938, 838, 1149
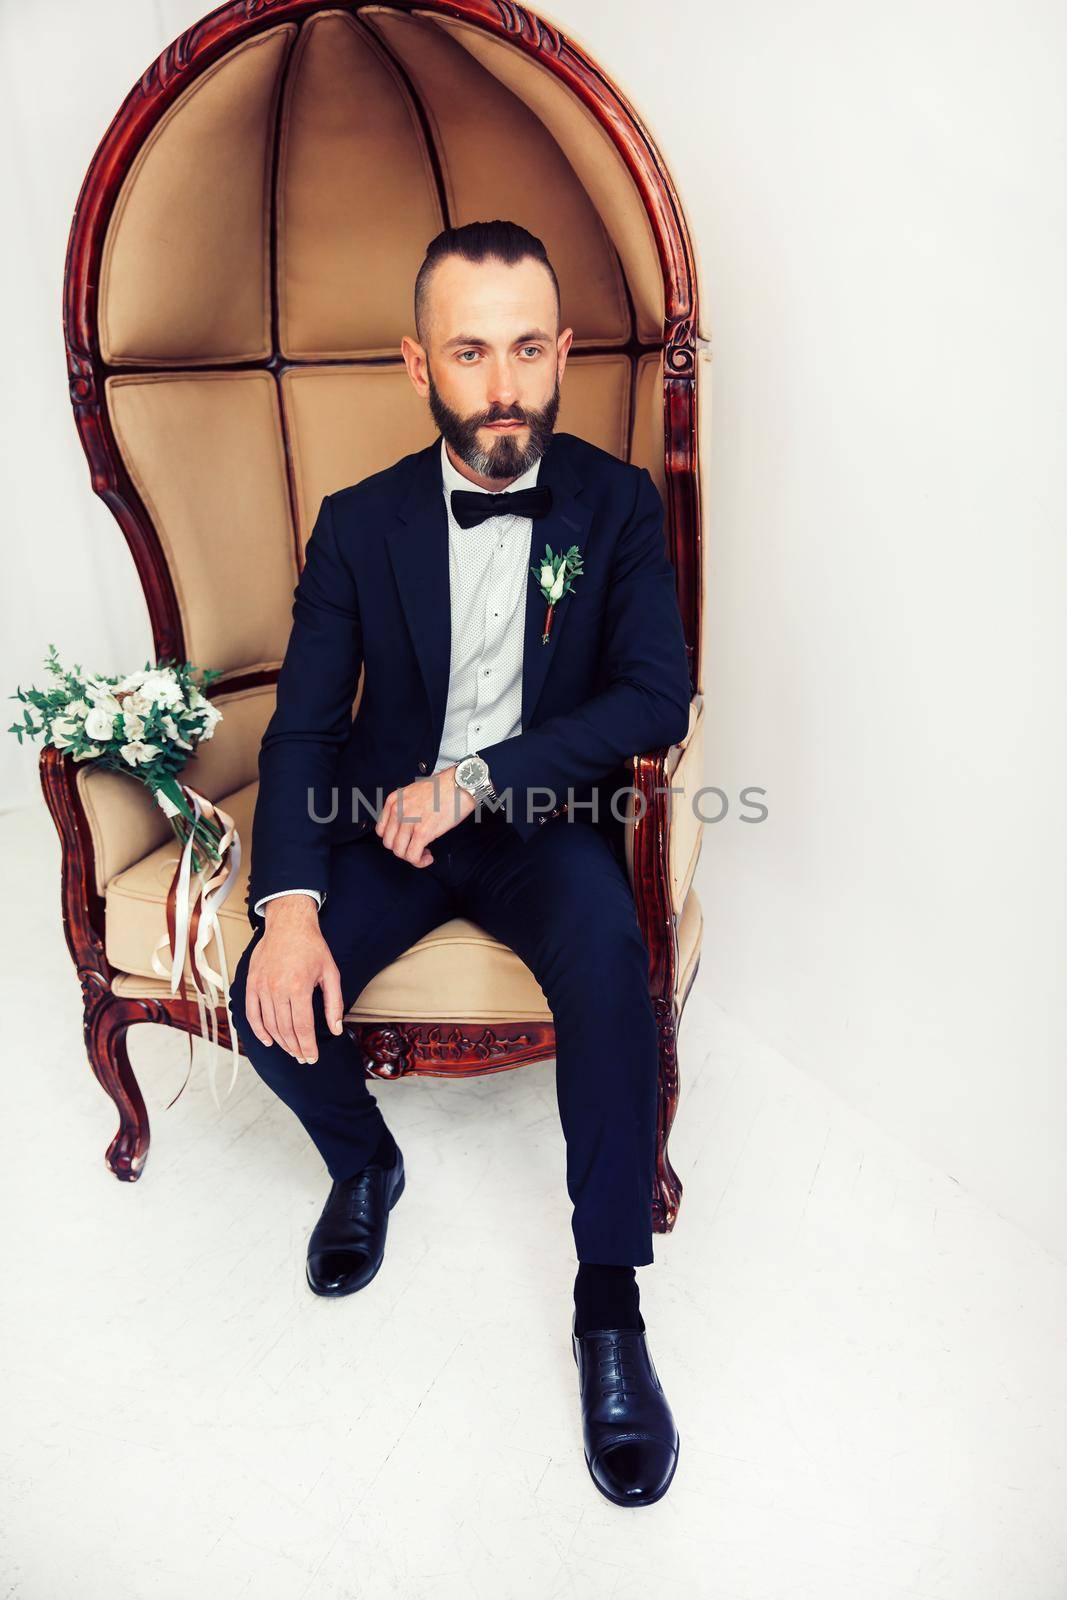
426, 365, 561, 482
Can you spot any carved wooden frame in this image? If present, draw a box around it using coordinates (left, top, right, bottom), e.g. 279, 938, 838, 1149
53, 0, 705, 1227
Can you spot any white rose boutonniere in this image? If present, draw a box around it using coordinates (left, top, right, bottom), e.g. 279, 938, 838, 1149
532, 542, 585, 643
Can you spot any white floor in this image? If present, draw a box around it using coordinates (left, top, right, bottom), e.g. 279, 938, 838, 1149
3, 801, 1066, 1600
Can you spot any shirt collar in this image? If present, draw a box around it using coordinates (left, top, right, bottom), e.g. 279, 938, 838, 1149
439, 434, 543, 502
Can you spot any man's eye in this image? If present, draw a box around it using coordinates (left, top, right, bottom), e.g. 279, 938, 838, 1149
458, 351, 478, 362
522, 346, 542, 358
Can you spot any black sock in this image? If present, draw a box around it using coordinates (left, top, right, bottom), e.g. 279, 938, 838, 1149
368, 1122, 398, 1171
573, 1262, 644, 1335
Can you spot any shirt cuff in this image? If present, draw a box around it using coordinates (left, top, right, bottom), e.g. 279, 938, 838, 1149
253, 888, 324, 919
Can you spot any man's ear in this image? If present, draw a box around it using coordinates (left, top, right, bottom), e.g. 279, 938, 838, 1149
400, 334, 429, 397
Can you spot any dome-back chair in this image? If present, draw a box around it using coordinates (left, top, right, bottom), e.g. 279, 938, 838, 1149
49, 0, 708, 1233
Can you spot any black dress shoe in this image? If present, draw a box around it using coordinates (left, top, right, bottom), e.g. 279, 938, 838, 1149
572, 1312, 680, 1506
306, 1147, 405, 1297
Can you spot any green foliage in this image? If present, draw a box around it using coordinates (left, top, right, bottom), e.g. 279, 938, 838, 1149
7, 646, 226, 858
531, 542, 585, 600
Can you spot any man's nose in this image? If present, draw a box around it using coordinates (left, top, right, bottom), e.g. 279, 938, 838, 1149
486, 365, 520, 408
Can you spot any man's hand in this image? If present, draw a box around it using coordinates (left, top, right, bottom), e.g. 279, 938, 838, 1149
375, 766, 476, 865
244, 894, 344, 1063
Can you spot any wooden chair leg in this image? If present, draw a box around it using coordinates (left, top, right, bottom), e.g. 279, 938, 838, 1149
652, 997, 683, 1232
83, 980, 151, 1181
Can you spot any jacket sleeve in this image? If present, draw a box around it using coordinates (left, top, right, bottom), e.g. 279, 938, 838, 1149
247, 494, 363, 919
476, 466, 691, 842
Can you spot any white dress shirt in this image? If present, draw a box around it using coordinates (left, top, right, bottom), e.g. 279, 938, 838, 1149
254, 435, 541, 919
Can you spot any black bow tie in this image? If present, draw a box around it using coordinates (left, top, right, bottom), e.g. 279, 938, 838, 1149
450, 484, 553, 529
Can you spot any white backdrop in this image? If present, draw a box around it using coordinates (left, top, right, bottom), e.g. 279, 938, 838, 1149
2, 0, 1064, 1259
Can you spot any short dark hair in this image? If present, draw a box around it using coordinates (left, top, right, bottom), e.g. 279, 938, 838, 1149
414, 219, 561, 345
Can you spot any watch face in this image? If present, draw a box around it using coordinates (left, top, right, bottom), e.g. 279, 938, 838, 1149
457, 755, 487, 790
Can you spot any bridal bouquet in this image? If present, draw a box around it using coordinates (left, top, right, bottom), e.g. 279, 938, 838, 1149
8, 645, 243, 1105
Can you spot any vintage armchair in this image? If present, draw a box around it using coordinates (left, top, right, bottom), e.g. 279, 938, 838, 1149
52, 1, 708, 1234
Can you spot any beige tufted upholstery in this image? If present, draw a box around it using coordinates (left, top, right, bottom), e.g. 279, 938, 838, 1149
104, 772, 703, 1023
90, 7, 705, 1017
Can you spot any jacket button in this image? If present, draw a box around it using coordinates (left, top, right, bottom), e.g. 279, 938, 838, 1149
418, 759, 428, 773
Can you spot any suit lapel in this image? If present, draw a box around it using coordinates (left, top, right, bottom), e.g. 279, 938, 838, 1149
517, 432, 593, 729
387, 431, 594, 755
387, 438, 453, 757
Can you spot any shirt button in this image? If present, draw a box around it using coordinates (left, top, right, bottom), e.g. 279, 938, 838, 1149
418, 760, 428, 773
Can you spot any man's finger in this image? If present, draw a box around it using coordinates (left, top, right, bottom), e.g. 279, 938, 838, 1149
244, 982, 273, 1048
389, 789, 420, 845
269, 989, 302, 1059
395, 823, 415, 860
322, 962, 345, 1036
290, 990, 318, 1064
379, 802, 395, 850
397, 791, 425, 833
259, 989, 284, 1051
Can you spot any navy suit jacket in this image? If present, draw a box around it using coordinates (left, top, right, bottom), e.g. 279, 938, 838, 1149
246, 429, 692, 928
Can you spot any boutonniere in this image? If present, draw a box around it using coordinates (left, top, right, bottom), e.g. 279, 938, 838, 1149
532, 543, 585, 643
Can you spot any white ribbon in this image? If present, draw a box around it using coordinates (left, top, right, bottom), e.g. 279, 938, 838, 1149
151, 785, 242, 1109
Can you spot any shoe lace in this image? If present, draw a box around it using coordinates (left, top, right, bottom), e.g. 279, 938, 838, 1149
334, 1168, 378, 1242
590, 1332, 644, 1401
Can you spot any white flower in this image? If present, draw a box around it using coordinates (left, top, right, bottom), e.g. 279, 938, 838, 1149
73, 745, 103, 762
549, 565, 567, 602
84, 707, 115, 742
139, 671, 184, 710
119, 740, 160, 767
116, 670, 147, 694
67, 698, 91, 718
539, 562, 555, 590
51, 717, 80, 749
159, 713, 193, 749
122, 711, 146, 741
87, 686, 122, 716
190, 700, 222, 743
125, 691, 154, 717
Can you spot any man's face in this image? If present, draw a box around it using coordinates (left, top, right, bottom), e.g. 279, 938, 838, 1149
403, 254, 572, 483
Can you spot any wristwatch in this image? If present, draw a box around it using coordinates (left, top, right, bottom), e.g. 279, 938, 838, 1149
454, 751, 497, 806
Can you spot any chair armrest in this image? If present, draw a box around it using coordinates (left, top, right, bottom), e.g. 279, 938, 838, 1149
75, 766, 171, 898
75, 682, 275, 894
621, 694, 705, 915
